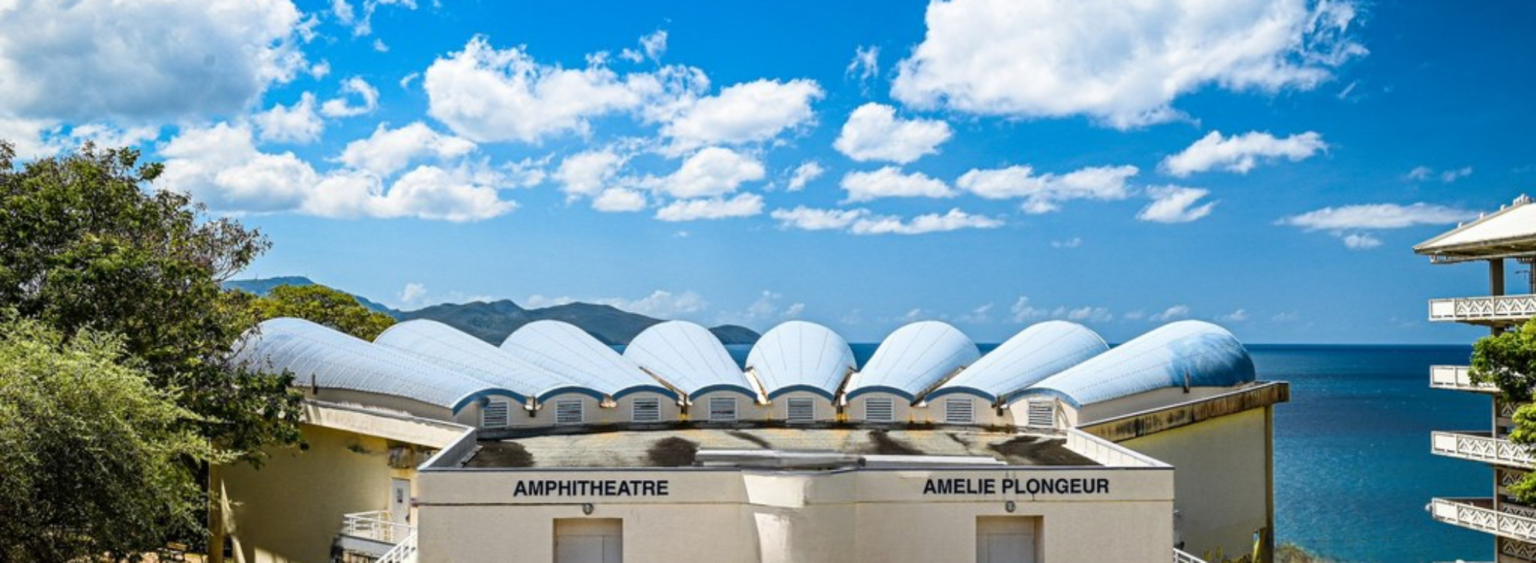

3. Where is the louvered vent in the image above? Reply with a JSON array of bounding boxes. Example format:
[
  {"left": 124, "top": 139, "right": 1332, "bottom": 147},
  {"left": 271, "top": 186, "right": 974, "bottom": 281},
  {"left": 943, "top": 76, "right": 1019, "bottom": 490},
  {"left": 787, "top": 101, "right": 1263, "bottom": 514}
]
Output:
[
  {"left": 632, "top": 397, "right": 661, "bottom": 422},
  {"left": 1027, "top": 401, "right": 1055, "bottom": 428},
  {"left": 945, "top": 398, "right": 974, "bottom": 424},
  {"left": 481, "top": 399, "right": 511, "bottom": 428},
  {"left": 555, "top": 399, "right": 583, "bottom": 425},
  {"left": 786, "top": 398, "right": 816, "bottom": 422},
  {"left": 709, "top": 397, "right": 737, "bottom": 422},
  {"left": 864, "top": 398, "right": 895, "bottom": 422}
]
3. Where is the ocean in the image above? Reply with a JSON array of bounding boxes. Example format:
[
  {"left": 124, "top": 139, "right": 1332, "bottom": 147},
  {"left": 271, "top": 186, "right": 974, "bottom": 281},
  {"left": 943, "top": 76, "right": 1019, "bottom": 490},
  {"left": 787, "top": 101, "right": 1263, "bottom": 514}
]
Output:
[{"left": 721, "top": 343, "right": 1493, "bottom": 562}]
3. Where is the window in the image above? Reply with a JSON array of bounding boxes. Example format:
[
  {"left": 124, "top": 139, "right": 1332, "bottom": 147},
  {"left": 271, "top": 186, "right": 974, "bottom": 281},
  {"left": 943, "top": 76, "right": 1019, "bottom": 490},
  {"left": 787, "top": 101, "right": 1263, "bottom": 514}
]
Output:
[
  {"left": 555, "top": 399, "right": 584, "bottom": 425},
  {"left": 864, "top": 398, "right": 894, "bottom": 423},
  {"left": 481, "top": 399, "right": 510, "bottom": 428},
  {"left": 631, "top": 397, "right": 661, "bottom": 423},
  {"left": 555, "top": 518, "right": 622, "bottom": 563},
  {"left": 786, "top": 397, "right": 816, "bottom": 423},
  {"left": 708, "top": 397, "right": 737, "bottom": 422},
  {"left": 946, "top": 398, "right": 974, "bottom": 424},
  {"left": 1026, "top": 401, "right": 1054, "bottom": 428}
]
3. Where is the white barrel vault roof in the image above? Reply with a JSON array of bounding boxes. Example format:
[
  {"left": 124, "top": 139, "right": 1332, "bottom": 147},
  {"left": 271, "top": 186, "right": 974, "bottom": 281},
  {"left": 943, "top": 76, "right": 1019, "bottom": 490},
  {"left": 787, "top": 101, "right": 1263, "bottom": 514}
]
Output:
[
  {"left": 1012, "top": 320, "right": 1255, "bottom": 408},
  {"left": 235, "top": 317, "right": 519, "bottom": 412},
  {"left": 374, "top": 319, "right": 570, "bottom": 401},
  {"left": 623, "top": 321, "right": 757, "bottom": 399},
  {"left": 932, "top": 321, "right": 1108, "bottom": 403},
  {"left": 499, "top": 320, "right": 675, "bottom": 400},
  {"left": 745, "top": 320, "right": 857, "bottom": 400},
  {"left": 848, "top": 321, "right": 981, "bottom": 401}
]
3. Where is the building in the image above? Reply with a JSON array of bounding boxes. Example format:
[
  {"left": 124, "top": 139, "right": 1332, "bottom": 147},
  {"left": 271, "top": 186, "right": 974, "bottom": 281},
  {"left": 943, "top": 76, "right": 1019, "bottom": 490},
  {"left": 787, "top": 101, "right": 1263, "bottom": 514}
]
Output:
[
  {"left": 218, "top": 315, "right": 1288, "bottom": 563},
  {"left": 1419, "top": 194, "right": 1536, "bottom": 562}
]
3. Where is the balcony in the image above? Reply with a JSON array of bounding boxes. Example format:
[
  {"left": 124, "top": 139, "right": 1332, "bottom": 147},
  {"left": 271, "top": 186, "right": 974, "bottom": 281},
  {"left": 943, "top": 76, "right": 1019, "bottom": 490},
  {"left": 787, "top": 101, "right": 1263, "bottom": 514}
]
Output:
[
  {"left": 1432, "top": 431, "right": 1534, "bottom": 468},
  {"left": 1173, "top": 548, "right": 1209, "bottom": 563},
  {"left": 1429, "top": 294, "right": 1536, "bottom": 326},
  {"left": 1430, "top": 498, "right": 1536, "bottom": 543},
  {"left": 337, "top": 510, "right": 415, "bottom": 559},
  {"left": 1431, "top": 365, "right": 1498, "bottom": 393}
]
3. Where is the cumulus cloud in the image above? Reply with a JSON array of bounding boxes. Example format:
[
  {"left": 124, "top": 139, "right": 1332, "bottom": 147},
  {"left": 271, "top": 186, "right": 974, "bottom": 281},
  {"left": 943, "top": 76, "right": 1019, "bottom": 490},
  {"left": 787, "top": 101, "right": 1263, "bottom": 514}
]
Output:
[
  {"left": 321, "top": 77, "right": 381, "bottom": 118},
  {"left": 891, "top": 0, "right": 1365, "bottom": 128},
  {"left": 398, "top": 282, "right": 427, "bottom": 304},
  {"left": 654, "top": 193, "right": 764, "bottom": 222},
  {"left": 1278, "top": 202, "right": 1475, "bottom": 249},
  {"left": 771, "top": 206, "right": 1001, "bottom": 235},
  {"left": 1010, "top": 297, "right": 1046, "bottom": 322},
  {"left": 833, "top": 103, "right": 952, "bottom": 164},
  {"left": 335, "top": 0, "right": 419, "bottom": 37},
  {"left": 621, "top": 30, "right": 669, "bottom": 63},
  {"left": 1051, "top": 237, "right": 1082, "bottom": 249},
  {"left": 592, "top": 188, "right": 647, "bottom": 212},
  {"left": 338, "top": 122, "right": 475, "bottom": 176},
  {"left": 553, "top": 150, "right": 625, "bottom": 199},
  {"left": 1161, "top": 131, "right": 1326, "bottom": 176},
  {"left": 647, "top": 147, "right": 765, "bottom": 198},
  {"left": 1151, "top": 305, "right": 1191, "bottom": 322},
  {"left": 1138, "top": 186, "right": 1217, "bottom": 223},
  {"left": 955, "top": 164, "right": 1137, "bottom": 213},
  {"left": 662, "top": 79, "right": 823, "bottom": 150},
  {"left": 840, "top": 167, "right": 954, "bottom": 202},
  {"left": 255, "top": 93, "right": 324, "bottom": 144},
  {"left": 1342, "top": 233, "right": 1382, "bottom": 250},
  {"left": 786, "top": 161, "right": 824, "bottom": 192},
  {"left": 846, "top": 45, "right": 880, "bottom": 87},
  {"left": 1406, "top": 165, "right": 1474, "bottom": 183},
  {"left": 158, "top": 122, "right": 515, "bottom": 222},
  {"left": 0, "top": 0, "right": 310, "bottom": 123}
]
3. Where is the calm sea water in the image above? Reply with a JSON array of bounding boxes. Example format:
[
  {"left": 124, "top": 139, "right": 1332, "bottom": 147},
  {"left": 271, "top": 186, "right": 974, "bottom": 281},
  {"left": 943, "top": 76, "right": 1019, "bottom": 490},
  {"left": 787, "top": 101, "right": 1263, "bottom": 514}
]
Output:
[{"left": 719, "top": 343, "right": 1491, "bottom": 562}]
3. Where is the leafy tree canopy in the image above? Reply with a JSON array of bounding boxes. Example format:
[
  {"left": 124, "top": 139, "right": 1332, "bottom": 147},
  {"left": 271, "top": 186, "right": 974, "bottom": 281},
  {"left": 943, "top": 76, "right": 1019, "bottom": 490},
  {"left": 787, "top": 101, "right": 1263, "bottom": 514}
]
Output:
[
  {"left": 250, "top": 284, "right": 396, "bottom": 340},
  {"left": 1471, "top": 319, "right": 1536, "bottom": 502}
]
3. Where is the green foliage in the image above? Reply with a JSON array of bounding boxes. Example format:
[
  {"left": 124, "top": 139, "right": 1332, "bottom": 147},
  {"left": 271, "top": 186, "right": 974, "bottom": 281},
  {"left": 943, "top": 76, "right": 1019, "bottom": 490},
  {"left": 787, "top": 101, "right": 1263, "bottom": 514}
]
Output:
[
  {"left": 1274, "top": 543, "right": 1338, "bottom": 563},
  {"left": 0, "top": 141, "right": 303, "bottom": 465},
  {"left": 251, "top": 284, "right": 396, "bottom": 340},
  {"left": 0, "top": 315, "right": 226, "bottom": 561},
  {"left": 1471, "top": 319, "right": 1536, "bottom": 403}
]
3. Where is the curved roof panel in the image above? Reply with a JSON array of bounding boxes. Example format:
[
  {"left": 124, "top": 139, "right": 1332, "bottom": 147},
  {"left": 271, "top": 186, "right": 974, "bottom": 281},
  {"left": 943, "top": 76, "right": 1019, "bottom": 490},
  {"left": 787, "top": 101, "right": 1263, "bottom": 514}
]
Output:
[
  {"left": 848, "top": 321, "right": 980, "bottom": 401},
  {"left": 744, "top": 321, "right": 856, "bottom": 400},
  {"left": 623, "top": 321, "right": 756, "bottom": 398},
  {"left": 1013, "top": 320, "right": 1255, "bottom": 408},
  {"left": 934, "top": 321, "right": 1108, "bottom": 402},
  {"left": 499, "top": 320, "right": 675, "bottom": 400},
  {"left": 235, "top": 317, "right": 519, "bottom": 412},
  {"left": 375, "top": 319, "right": 569, "bottom": 400}
]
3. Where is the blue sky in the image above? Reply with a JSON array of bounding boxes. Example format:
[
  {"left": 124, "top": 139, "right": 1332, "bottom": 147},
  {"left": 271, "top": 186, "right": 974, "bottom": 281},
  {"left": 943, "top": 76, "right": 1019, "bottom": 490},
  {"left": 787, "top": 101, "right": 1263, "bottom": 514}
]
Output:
[{"left": 2, "top": 0, "right": 1532, "bottom": 343}]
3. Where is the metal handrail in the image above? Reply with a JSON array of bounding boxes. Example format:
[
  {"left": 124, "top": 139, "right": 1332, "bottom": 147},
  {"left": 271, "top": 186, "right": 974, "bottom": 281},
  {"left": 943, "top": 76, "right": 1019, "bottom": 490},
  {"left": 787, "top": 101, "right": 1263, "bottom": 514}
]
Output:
[
  {"left": 1173, "top": 548, "right": 1209, "bottom": 563},
  {"left": 1431, "top": 431, "right": 1535, "bottom": 468},
  {"left": 340, "top": 510, "right": 415, "bottom": 544},
  {"left": 1429, "top": 497, "right": 1536, "bottom": 543},
  {"left": 1429, "top": 294, "right": 1536, "bottom": 322},
  {"left": 376, "top": 530, "right": 418, "bottom": 563}
]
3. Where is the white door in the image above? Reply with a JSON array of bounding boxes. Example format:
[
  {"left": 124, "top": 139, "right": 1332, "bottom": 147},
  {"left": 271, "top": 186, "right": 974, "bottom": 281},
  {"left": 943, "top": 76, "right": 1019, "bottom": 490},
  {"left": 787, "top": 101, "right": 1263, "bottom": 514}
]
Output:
[
  {"left": 390, "top": 478, "right": 410, "bottom": 524},
  {"left": 555, "top": 519, "right": 622, "bottom": 563},
  {"left": 976, "top": 517, "right": 1037, "bottom": 563}
]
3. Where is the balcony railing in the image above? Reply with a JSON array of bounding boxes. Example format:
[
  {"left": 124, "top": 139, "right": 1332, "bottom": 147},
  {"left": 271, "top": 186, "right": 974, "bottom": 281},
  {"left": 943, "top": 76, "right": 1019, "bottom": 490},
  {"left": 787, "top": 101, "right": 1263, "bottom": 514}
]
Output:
[
  {"left": 1429, "top": 295, "right": 1536, "bottom": 324},
  {"left": 1173, "top": 548, "right": 1209, "bottom": 563},
  {"left": 376, "top": 530, "right": 418, "bottom": 563},
  {"left": 1431, "top": 365, "right": 1498, "bottom": 393},
  {"left": 340, "top": 510, "right": 414, "bottom": 544},
  {"left": 1430, "top": 498, "right": 1536, "bottom": 542},
  {"left": 1432, "top": 431, "right": 1534, "bottom": 468}
]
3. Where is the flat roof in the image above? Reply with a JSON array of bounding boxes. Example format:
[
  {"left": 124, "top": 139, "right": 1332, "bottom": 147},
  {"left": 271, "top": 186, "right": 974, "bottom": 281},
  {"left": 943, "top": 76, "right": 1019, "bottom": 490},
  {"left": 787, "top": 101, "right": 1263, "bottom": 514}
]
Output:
[
  {"left": 1415, "top": 194, "right": 1536, "bottom": 262},
  {"left": 462, "top": 425, "right": 1097, "bottom": 469}
]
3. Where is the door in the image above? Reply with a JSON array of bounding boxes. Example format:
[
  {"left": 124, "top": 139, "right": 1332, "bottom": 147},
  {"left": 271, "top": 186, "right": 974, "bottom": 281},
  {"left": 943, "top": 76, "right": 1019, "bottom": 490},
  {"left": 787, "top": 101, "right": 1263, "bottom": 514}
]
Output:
[
  {"left": 555, "top": 518, "right": 622, "bottom": 563},
  {"left": 390, "top": 478, "right": 410, "bottom": 524},
  {"left": 976, "top": 516, "right": 1037, "bottom": 563}
]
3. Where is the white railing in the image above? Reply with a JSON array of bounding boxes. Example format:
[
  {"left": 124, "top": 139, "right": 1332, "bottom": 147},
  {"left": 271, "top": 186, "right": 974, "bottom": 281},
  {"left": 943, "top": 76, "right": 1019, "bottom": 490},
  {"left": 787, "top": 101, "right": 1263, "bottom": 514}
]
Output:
[
  {"left": 1432, "top": 431, "right": 1535, "bottom": 468},
  {"left": 1430, "top": 295, "right": 1536, "bottom": 323},
  {"left": 340, "top": 510, "right": 415, "bottom": 544},
  {"left": 1430, "top": 498, "right": 1536, "bottom": 542},
  {"left": 1431, "top": 365, "right": 1498, "bottom": 393},
  {"left": 376, "top": 530, "right": 418, "bottom": 563},
  {"left": 1173, "top": 548, "right": 1209, "bottom": 563}
]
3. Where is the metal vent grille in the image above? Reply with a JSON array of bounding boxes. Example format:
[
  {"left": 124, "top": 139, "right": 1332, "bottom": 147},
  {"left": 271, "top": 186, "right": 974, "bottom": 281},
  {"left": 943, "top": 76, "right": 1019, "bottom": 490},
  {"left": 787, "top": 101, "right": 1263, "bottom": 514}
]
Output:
[
  {"left": 787, "top": 398, "right": 816, "bottom": 422},
  {"left": 945, "top": 398, "right": 974, "bottom": 424},
  {"left": 1026, "top": 401, "right": 1055, "bottom": 428},
  {"left": 864, "top": 398, "right": 894, "bottom": 422},
  {"left": 708, "top": 397, "right": 737, "bottom": 422},
  {"left": 555, "top": 399, "right": 583, "bottom": 425},
  {"left": 631, "top": 397, "right": 661, "bottom": 422},
  {"left": 481, "top": 399, "right": 510, "bottom": 428}
]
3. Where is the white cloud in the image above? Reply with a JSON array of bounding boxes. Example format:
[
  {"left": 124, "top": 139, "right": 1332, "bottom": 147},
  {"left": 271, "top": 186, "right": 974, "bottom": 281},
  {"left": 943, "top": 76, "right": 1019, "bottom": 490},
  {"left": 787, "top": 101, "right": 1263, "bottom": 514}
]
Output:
[
  {"left": 662, "top": 79, "right": 823, "bottom": 150},
  {"left": 840, "top": 167, "right": 954, "bottom": 202},
  {"left": 321, "top": 77, "right": 381, "bottom": 118},
  {"left": 1278, "top": 203, "right": 1476, "bottom": 230},
  {"left": 772, "top": 206, "right": 1001, "bottom": 235},
  {"left": 1138, "top": 186, "right": 1217, "bottom": 223},
  {"left": 955, "top": 164, "right": 1137, "bottom": 213},
  {"left": 1161, "top": 131, "right": 1327, "bottom": 176},
  {"left": 621, "top": 30, "right": 669, "bottom": 63},
  {"left": 1051, "top": 237, "right": 1082, "bottom": 249},
  {"left": 891, "top": 0, "right": 1365, "bottom": 128},
  {"left": 592, "top": 188, "right": 647, "bottom": 212},
  {"left": 1406, "top": 166, "right": 1433, "bottom": 181},
  {"left": 1440, "top": 166, "right": 1473, "bottom": 183},
  {"left": 1405, "top": 165, "right": 1474, "bottom": 183},
  {"left": 654, "top": 193, "right": 764, "bottom": 222},
  {"left": 338, "top": 122, "right": 475, "bottom": 176},
  {"left": 527, "top": 289, "right": 707, "bottom": 319},
  {"left": 255, "top": 93, "right": 324, "bottom": 144},
  {"left": 372, "top": 38, "right": 390, "bottom": 53},
  {"left": 1219, "top": 309, "right": 1250, "bottom": 322},
  {"left": 846, "top": 45, "right": 880, "bottom": 86},
  {"left": 0, "top": 0, "right": 309, "bottom": 123},
  {"left": 833, "top": 103, "right": 952, "bottom": 164},
  {"left": 1151, "top": 305, "right": 1191, "bottom": 322},
  {"left": 159, "top": 122, "right": 515, "bottom": 222},
  {"left": 554, "top": 150, "right": 625, "bottom": 198},
  {"left": 0, "top": 118, "right": 160, "bottom": 160},
  {"left": 309, "top": 60, "right": 332, "bottom": 79},
  {"left": 1010, "top": 297, "right": 1046, "bottom": 322},
  {"left": 786, "top": 161, "right": 824, "bottom": 192},
  {"left": 338, "top": 0, "right": 418, "bottom": 37},
  {"left": 649, "top": 147, "right": 765, "bottom": 198},
  {"left": 1055, "top": 306, "right": 1113, "bottom": 323},
  {"left": 957, "top": 303, "right": 994, "bottom": 324},
  {"left": 1342, "top": 233, "right": 1382, "bottom": 250},
  {"left": 424, "top": 36, "right": 706, "bottom": 143},
  {"left": 398, "top": 282, "right": 427, "bottom": 304}
]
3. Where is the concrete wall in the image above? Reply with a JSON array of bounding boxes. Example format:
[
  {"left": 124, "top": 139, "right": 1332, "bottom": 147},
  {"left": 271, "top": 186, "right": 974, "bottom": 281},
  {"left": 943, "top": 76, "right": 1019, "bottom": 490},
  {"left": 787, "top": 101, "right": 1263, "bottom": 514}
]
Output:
[{"left": 1120, "top": 407, "right": 1272, "bottom": 562}]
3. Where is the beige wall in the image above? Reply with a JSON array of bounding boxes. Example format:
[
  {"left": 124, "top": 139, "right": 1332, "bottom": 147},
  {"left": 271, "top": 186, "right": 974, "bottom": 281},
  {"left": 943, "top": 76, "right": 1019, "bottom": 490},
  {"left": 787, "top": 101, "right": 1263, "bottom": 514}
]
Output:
[
  {"left": 524, "top": 392, "right": 684, "bottom": 426},
  {"left": 1078, "top": 386, "right": 1236, "bottom": 424},
  {"left": 1120, "top": 407, "right": 1271, "bottom": 561},
  {"left": 687, "top": 390, "right": 771, "bottom": 422}
]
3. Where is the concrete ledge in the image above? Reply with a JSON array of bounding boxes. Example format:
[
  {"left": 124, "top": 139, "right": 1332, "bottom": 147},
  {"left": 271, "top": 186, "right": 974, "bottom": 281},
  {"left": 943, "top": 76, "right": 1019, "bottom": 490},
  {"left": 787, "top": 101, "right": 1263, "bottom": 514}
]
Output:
[{"left": 1078, "top": 382, "right": 1289, "bottom": 442}]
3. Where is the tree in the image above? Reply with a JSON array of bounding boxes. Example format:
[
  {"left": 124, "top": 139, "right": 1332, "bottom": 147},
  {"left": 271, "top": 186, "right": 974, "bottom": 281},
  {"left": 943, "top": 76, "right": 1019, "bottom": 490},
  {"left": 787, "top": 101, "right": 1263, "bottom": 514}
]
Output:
[
  {"left": 1470, "top": 319, "right": 1536, "bottom": 502},
  {"left": 0, "top": 315, "right": 223, "bottom": 561},
  {"left": 250, "top": 284, "right": 396, "bottom": 340}
]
